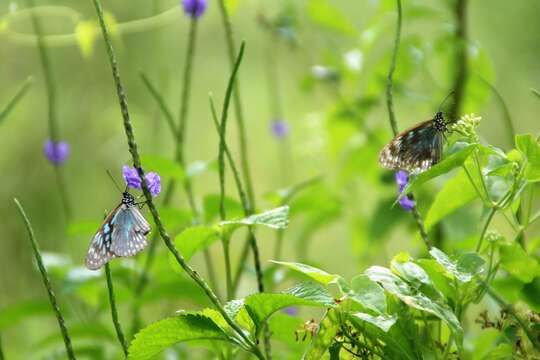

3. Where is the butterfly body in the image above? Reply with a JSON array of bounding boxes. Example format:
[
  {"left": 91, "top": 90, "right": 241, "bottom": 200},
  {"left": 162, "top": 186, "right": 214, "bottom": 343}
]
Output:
[
  {"left": 379, "top": 111, "right": 448, "bottom": 174},
  {"left": 86, "top": 192, "right": 150, "bottom": 270}
]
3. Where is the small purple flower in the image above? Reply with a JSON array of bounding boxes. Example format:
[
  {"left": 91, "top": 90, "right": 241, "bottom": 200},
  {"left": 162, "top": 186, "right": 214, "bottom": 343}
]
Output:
[
  {"left": 282, "top": 306, "right": 298, "bottom": 316},
  {"left": 181, "top": 0, "right": 207, "bottom": 19},
  {"left": 122, "top": 165, "right": 161, "bottom": 197},
  {"left": 395, "top": 170, "right": 415, "bottom": 211},
  {"left": 270, "top": 119, "right": 289, "bottom": 139},
  {"left": 43, "top": 140, "right": 70, "bottom": 165}
]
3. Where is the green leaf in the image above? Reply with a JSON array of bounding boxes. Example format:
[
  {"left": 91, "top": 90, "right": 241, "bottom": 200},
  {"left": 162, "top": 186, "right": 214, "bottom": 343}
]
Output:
[
  {"left": 306, "top": 0, "right": 357, "bottom": 36},
  {"left": 128, "top": 314, "right": 232, "bottom": 360},
  {"left": 220, "top": 206, "right": 289, "bottom": 230},
  {"left": 425, "top": 169, "right": 477, "bottom": 230},
  {"left": 481, "top": 343, "right": 513, "bottom": 359},
  {"left": 159, "top": 207, "right": 192, "bottom": 233},
  {"left": 349, "top": 275, "right": 386, "bottom": 314},
  {"left": 365, "top": 266, "right": 462, "bottom": 340},
  {"left": 499, "top": 243, "right": 540, "bottom": 283},
  {"left": 75, "top": 20, "right": 98, "bottom": 58},
  {"left": 244, "top": 282, "right": 334, "bottom": 336},
  {"left": 429, "top": 247, "right": 484, "bottom": 283},
  {"left": 401, "top": 144, "right": 477, "bottom": 196},
  {"left": 173, "top": 226, "right": 220, "bottom": 262},
  {"left": 271, "top": 260, "right": 340, "bottom": 285},
  {"left": 140, "top": 155, "right": 185, "bottom": 181},
  {"left": 515, "top": 134, "right": 540, "bottom": 181},
  {"left": 351, "top": 313, "right": 396, "bottom": 332}
]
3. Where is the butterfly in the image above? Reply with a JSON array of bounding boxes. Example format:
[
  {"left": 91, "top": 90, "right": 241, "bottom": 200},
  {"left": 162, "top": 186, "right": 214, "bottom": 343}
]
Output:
[
  {"left": 85, "top": 191, "right": 151, "bottom": 270},
  {"left": 379, "top": 111, "right": 451, "bottom": 174}
]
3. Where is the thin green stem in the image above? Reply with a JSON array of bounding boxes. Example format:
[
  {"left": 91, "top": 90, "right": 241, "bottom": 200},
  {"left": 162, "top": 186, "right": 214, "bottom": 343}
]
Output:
[
  {"left": 217, "top": 0, "right": 255, "bottom": 211},
  {"left": 140, "top": 72, "right": 178, "bottom": 137},
  {"left": 484, "top": 285, "right": 540, "bottom": 350},
  {"left": 91, "top": 2, "right": 264, "bottom": 358},
  {"left": 531, "top": 88, "right": 540, "bottom": 99},
  {"left": 385, "top": 0, "right": 431, "bottom": 250},
  {"left": 0, "top": 77, "right": 33, "bottom": 124},
  {"left": 473, "top": 151, "right": 491, "bottom": 205},
  {"left": 480, "top": 78, "right": 515, "bottom": 146},
  {"left": 27, "top": 0, "right": 72, "bottom": 222},
  {"left": 105, "top": 264, "right": 128, "bottom": 357},
  {"left": 476, "top": 208, "right": 496, "bottom": 252},
  {"left": 462, "top": 165, "right": 487, "bottom": 203},
  {"left": 14, "top": 198, "right": 75, "bottom": 360},
  {"left": 449, "top": 0, "right": 468, "bottom": 120}
]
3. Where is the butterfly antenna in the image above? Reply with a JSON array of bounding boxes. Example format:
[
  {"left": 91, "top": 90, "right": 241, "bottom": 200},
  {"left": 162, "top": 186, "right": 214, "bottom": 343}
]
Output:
[{"left": 106, "top": 169, "right": 125, "bottom": 194}]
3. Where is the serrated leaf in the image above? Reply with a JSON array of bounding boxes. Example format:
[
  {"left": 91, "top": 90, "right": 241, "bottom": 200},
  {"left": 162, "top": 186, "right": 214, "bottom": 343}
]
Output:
[
  {"left": 401, "top": 144, "right": 477, "bottom": 196},
  {"left": 351, "top": 313, "right": 396, "bottom": 332},
  {"left": 349, "top": 275, "right": 386, "bottom": 314},
  {"left": 365, "top": 266, "right": 462, "bottom": 340},
  {"left": 429, "top": 247, "right": 484, "bottom": 283},
  {"left": 499, "top": 243, "right": 540, "bottom": 283},
  {"left": 128, "top": 314, "right": 232, "bottom": 360},
  {"left": 173, "top": 226, "right": 220, "bottom": 262},
  {"left": 271, "top": 260, "right": 340, "bottom": 285},
  {"left": 140, "top": 155, "right": 185, "bottom": 181},
  {"left": 221, "top": 206, "right": 289, "bottom": 230},
  {"left": 244, "top": 282, "right": 333, "bottom": 336},
  {"left": 425, "top": 169, "right": 477, "bottom": 230}
]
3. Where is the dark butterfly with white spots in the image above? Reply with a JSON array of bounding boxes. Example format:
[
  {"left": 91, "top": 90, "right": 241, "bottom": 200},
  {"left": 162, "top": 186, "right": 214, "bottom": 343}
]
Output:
[
  {"left": 379, "top": 111, "right": 452, "bottom": 174},
  {"left": 85, "top": 191, "right": 150, "bottom": 270}
]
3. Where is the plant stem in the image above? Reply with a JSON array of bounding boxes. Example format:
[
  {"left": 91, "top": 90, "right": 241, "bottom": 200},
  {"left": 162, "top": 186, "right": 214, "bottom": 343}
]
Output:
[
  {"left": 0, "top": 76, "right": 33, "bottom": 124},
  {"left": 385, "top": 0, "right": 432, "bottom": 250},
  {"left": 105, "top": 264, "right": 128, "bottom": 357},
  {"left": 91, "top": 2, "right": 264, "bottom": 358},
  {"left": 217, "top": 0, "right": 255, "bottom": 211},
  {"left": 0, "top": 333, "right": 4, "bottom": 360},
  {"left": 449, "top": 0, "right": 468, "bottom": 120},
  {"left": 140, "top": 72, "right": 178, "bottom": 136},
  {"left": 26, "top": 0, "right": 72, "bottom": 222},
  {"left": 14, "top": 198, "right": 75, "bottom": 360}
]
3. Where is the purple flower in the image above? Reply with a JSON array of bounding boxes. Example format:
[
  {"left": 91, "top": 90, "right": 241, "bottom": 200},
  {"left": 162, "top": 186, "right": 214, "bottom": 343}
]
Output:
[
  {"left": 395, "top": 170, "right": 415, "bottom": 211},
  {"left": 270, "top": 119, "right": 289, "bottom": 139},
  {"left": 181, "top": 0, "right": 207, "bottom": 19},
  {"left": 282, "top": 306, "right": 298, "bottom": 316},
  {"left": 43, "top": 140, "right": 70, "bottom": 165},
  {"left": 122, "top": 165, "right": 161, "bottom": 197}
]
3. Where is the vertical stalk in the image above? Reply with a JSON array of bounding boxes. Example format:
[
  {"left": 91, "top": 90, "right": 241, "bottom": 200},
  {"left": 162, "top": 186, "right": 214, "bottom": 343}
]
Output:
[
  {"left": 217, "top": 0, "right": 255, "bottom": 209},
  {"left": 14, "top": 199, "right": 75, "bottom": 360},
  {"left": 385, "top": 0, "right": 432, "bottom": 250},
  {"left": 0, "top": 76, "right": 33, "bottom": 123},
  {"left": 91, "top": 2, "right": 264, "bottom": 358},
  {"left": 0, "top": 333, "right": 4, "bottom": 360},
  {"left": 449, "top": 0, "right": 468, "bottom": 120},
  {"left": 26, "top": 0, "right": 72, "bottom": 222},
  {"left": 105, "top": 264, "right": 128, "bottom": 357}
]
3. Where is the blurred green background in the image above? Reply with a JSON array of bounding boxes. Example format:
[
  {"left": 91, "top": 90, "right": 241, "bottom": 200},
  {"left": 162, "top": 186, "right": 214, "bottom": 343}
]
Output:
[{"left": 1, "top": 0, "right": 540, "bottom": 358}]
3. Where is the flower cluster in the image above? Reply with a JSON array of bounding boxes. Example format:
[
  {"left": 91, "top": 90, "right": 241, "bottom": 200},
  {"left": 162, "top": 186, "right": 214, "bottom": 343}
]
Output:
[
  {"left": 395, "top": 170, "right": 415, "bottom": 211},
  {"left": 43, "top": 140, "right": 70, "bottom": 165},
  {"left": 122, "top": 165, "right": 161, "bottom": 197},
  {"left": 449, "top": 113, "right": 482, "bottom": 142}
]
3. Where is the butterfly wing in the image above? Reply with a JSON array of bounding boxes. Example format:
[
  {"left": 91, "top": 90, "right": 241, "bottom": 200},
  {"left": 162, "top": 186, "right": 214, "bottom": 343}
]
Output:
[
  {"left": 85, "top": 207, "right": 119, "bottom": 270},
  {"left": 110, "top": 205, "right": 151, "bottom": 257},
  {"left": 379, "top": 120, "right": 444, "bottom": 174}
]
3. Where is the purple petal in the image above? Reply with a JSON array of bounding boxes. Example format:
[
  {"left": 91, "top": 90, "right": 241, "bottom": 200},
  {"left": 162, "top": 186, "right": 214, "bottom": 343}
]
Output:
[
  {"left": 145, "top": 172, "right": 161, "bottom": 197},
  {"left": 181, "top": 0, "right": 207, "bottom": 18},
  {"left": 43, "top": 140, "right": 70, "bottom": 165},
  {"left": 123, "top": 165, "right": 142, "bottom": 189},
  {"left": 282, "top": 306, "right": 298, "bottom": 316},
  {"left": 395, "top": 170, "right": 409, "bottom": 187},
  {"left": 399, "top": 195, "right": 415, "bottom": 211}
]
